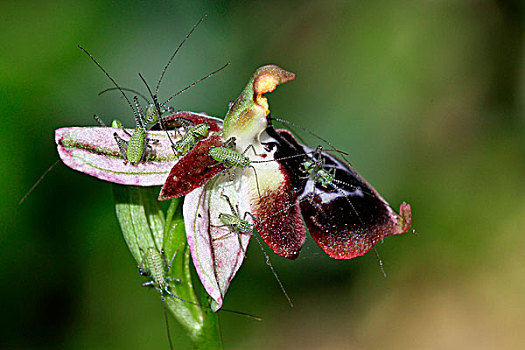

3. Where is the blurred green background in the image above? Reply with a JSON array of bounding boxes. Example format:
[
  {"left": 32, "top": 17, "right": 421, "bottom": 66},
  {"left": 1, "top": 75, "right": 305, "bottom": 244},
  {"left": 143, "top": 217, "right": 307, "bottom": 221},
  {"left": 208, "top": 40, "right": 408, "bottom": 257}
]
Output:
[{"left": 2, "top": 0, "right": 524, "bottom": 349}]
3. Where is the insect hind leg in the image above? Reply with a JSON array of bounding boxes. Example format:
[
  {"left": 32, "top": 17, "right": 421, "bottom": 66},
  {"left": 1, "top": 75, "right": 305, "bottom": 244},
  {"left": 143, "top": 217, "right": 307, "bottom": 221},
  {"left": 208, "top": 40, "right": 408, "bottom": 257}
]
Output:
[
  {"left": 113, "top": 132, "right": 129, "bottom": 163},
  {"left": 242, "top": 144, "right": 266, "bottom": 157}
]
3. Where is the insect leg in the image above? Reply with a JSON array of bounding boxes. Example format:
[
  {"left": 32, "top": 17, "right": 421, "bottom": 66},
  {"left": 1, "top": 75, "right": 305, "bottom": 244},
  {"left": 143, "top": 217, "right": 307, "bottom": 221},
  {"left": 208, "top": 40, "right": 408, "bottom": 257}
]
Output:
[
  {"left": 138, "top": 249, "right": 151, "bottom": 277},
  {"left": 372, "top": 246, "right": 387, "bottom": 278},
  {"left": 242, "top": 144, "right": 266, "bottom": 157},
  {"left": 93, "top": 114, "right": 106, "bottom": 126},
  {"left": 142, "top": 144, "right": 153, "bottom": 163},
  {"left": 165, "top": 249, "right": 178, "bottom": 273},
  {"left": 163, "top": 288, "right": 201, "bottom": 306},
  {"left": 212, "top": 228, "right": 238, "bottom": 241},
  {"left": 18, "top": 159, "right": 61, "bottom": 205},
  {"left": 113, "top": 132, "right": 129, "bottom": 162},
  {"left": 222, "top": 137, "right": 237, "bottom": 149},
  {"left": 221, "top": 192, "right": 237, "bottom": 215},
  {"left": 159, "top": 289, "right": 174, "bottom": 350}
]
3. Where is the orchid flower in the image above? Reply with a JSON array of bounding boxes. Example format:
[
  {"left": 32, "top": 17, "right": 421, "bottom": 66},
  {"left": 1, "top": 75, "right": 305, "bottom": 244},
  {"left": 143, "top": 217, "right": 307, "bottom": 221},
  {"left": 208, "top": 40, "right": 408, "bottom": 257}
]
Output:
[{"left": 55, "top": 64, "right": 411, "bottom": 348}]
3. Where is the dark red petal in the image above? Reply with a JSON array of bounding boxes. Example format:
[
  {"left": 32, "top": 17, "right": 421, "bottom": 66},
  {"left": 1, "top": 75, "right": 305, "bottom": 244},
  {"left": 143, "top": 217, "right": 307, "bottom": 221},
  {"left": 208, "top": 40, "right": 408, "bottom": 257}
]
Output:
[
  {"left": 158, "top": 135, "right": 224, "bottom": 200},
  {"left": 250, "top": 127, "right": 309, "bottom": 259},
  {"left": 301, "top": 198, "right": 411, "bottom": 259},
  {"left": 253, "top": 185, "right": 306, "bottom": 260},
  {"left": 270, "top": 128, "right": 412, "bottom": 260},
  {"left": 298, "top": 147, "right": 412, "bottom": 259}
]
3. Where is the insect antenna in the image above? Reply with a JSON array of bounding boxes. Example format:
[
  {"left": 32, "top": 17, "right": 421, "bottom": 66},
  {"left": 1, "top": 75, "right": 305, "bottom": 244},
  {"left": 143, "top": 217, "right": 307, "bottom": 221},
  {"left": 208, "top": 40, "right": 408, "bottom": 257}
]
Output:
[
  {"left": 309, "top": 173, "right": 367, "bottom": 230},
  {"left": 218, "top": 193, "right": 299, "bottom": 307},
  {"left": 78, "top": 46, "right": 138, "bottom": 120},
  {"left": 138, "top": 72, "right": 177, "bottom": 150},
  {"left": 372, "top": 246, "right": 387, "bottom": 278},
  {"left": 330, "top": 175, "right": 405, "bottom": 226},
  {"left": 307, "top": 146, "right": 390, "bottom": 228},
  {"left": 155, "top": 14, "right": 207, "bottom": 96},
  {"left": 18, "top": 159, "right": 61, "bottom": 205},
  {"left": 98, "top": 86, "right": 152, "bottom": 105},
  {"left": 220, "top": 308, "right": 262, "bottom": 321},
  {"left": 93, "top": 114, "right": 107, "bottom": 126},
  {"left": 249, "top": 220, "right": 294, "bottom": 308},
  {"left": 269, "top": 115, "right": 354, "bottom": 165},
  {"left": 242, "top": 195, "right": 319, "bottom": 307},
  {"left": 250, "top": 148, "right": 348, "bottom": 164},
  {"left": 162, "top": 62, "right": 230, "bottom": 106}
]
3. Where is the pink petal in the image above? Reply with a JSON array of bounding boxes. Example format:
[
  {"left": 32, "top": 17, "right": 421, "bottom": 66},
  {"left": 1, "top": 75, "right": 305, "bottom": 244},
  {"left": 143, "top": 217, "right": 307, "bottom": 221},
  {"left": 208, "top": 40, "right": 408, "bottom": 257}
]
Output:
[
  {"left": 56, "top": 127, "right": 177, "bottom": 186},
  {"left": 184, "top": 181, "right": 252, "bottom": 311}
]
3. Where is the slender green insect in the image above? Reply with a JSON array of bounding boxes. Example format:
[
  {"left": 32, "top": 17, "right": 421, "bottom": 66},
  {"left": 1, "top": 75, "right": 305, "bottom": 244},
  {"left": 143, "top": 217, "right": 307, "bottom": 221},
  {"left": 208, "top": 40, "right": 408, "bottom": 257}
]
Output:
[
  {"left": 138, "top": 247, "right": 189, "bottom": 350},
  {"left": 79, "top": 46, "right": 159, "bottom": 166},
  {"left": 93, "top": 97, "right": 157, "bottom": 165},
  {"left": 208, "top": 137, "right": 267, "bottom": 198},
  {"left": 301, "top": 145, "right": 337, "bottom": 187},
  {"left": 173, "top": 122, "right": 210, "bottom": 155},
  {"left": 112, "top": 96, "right": 156, "bottom": 165},
  {"left": 139, "top": 246, "right": 261, "bottom": 348}
]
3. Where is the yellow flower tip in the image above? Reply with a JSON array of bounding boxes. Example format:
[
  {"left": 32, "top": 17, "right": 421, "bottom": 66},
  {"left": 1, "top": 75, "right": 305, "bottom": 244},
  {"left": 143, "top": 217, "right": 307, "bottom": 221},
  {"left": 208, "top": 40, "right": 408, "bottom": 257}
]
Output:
[
  {"left": 253, "top": 65, "right": 296, "bottom": 96},
  {"left": 254, "top": 74, "right": 280, "bottom": 95}
]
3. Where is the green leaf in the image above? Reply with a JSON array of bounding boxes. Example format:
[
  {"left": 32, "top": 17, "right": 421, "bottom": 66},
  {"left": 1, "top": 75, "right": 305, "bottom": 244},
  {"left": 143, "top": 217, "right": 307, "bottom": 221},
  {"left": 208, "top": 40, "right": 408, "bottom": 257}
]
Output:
[{"left": 112, "top": 184, "right": 222, "bottom": 349}]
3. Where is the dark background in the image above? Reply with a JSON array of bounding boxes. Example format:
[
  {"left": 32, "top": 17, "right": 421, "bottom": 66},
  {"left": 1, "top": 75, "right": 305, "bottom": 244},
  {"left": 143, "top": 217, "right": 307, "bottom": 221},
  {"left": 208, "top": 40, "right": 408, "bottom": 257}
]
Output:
[{"left": 2, "top": 1, "right": 524, "bottom": 349}]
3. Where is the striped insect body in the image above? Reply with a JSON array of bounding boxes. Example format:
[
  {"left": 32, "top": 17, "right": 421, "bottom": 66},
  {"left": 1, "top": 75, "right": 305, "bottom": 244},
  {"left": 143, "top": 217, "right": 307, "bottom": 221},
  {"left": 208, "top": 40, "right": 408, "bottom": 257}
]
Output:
[
  {"left": 209, "top": 145, "right": 250, "bottom": 168},
  {"left": 139, "top": 247, "right": 176, "bottom": 292},
  {"left": 138, "top": 247, "right": 182, "bottom": 350},
  {"left": 111, "top": 97, "right": 156, "bottom": 165},
  {"left": 218, "top": 212, "right": 252, "bottom": 233},
  {"left": 173, "top": 122, "right": 210, "bottom": 155},
  {"left": 301, "top": 147, "right": 336, "bottom": 188},
  {"left": 208, "top": 137, "right": 264, "bottom": 196}
]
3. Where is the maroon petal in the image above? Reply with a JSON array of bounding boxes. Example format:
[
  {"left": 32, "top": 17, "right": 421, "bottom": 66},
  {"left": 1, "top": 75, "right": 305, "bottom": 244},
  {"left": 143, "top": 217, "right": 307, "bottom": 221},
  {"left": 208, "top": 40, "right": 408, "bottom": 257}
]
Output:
[
  {"left": 298, "top": 145, "right": 411, "bottom": 259},
  {"left": 273, "top": 130, "right": 413, "bottom": 260},
  {"left": 249, "top": 128, "right": 309, "bottom": 259},
  {"left": 158, "top": 135, "right": 225, "bottom": 200},
  {"left": 302, "top": 199, "right": 411, "bottom": 259},
  {"left": 252, "top": 187, "right": 306, "bottom": 260}
]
